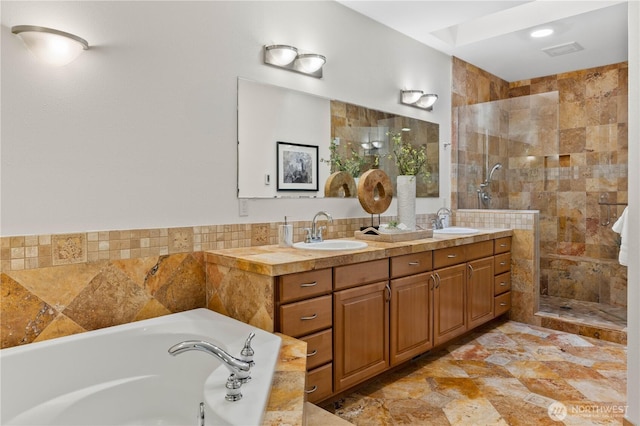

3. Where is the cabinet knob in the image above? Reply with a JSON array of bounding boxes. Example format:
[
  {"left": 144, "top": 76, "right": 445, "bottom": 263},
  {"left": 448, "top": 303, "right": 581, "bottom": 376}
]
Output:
[
  {"left": 300, "top": 281, "right": 318, "bottom": 288},
  {"left": 300, "top": 313, "right": 318, "bottom": 321}
]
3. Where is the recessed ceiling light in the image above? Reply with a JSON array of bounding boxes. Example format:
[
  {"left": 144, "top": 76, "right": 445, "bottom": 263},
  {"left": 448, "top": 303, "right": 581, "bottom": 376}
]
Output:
[{"left": 530, "top": 28, "right": 554, "bottom": 38}]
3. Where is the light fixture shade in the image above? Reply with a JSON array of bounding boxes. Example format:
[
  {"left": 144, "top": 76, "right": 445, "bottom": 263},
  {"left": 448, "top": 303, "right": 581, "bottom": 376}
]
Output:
[
  {"left": 401, "top": 90, "right": 423, "bottom": 104},
  {"left": 264, "top": 44, "right": 298, "bottom": 66},
  {"left": 295, "top": 53, "right": 326, "bottom": 73},
  {"left": 400, "top": 89, "right": 438, "bottom": 111},
  {"left": 12, "top": 25, "right": 88, "bottom": 66},
  {"left": 416, "top": 94, "right": 438, "bottom": 109}
]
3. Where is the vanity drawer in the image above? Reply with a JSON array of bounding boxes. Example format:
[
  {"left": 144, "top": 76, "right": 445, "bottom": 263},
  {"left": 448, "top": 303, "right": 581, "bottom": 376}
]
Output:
[
  {"left": 279, "top": 295, "right": 332, "bottom": 338},
  {"left": 466, "top": 240, "right": 494, "bottom": 261},
  {"left": 434, "top": 246, "right": 465, "bottom": 269},
  {"left": 334, "top": 259, "right": 389, "bottom": 290},
  {"left": 494, "top": 292, "right": 511, "bottom": 317},
  {"left": 494, "top": 253, "right": 511, "bottom": 275},
  {"left": 300, "top": 329, "right": 333, "bottom": 370},
  {"left": 494, "top": 237, "right": 512, "bottom": 254},
  {"left": 390, "top": 251, "right": 433, "bottom": 278},
  {"left": 494, "top": 272, "right": 511, "bottom": 295},
  {"left": 305, "top": 363, "right": 333, "bottom": 404},
  {"left": 279, "top": 269, "right": 332, "bottom": 303}
]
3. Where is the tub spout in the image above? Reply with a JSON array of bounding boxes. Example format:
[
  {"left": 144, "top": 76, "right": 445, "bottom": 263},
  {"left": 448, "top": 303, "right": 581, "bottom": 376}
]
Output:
[{"left": 168, "top": 340, "right": 252, "bottom": 382}]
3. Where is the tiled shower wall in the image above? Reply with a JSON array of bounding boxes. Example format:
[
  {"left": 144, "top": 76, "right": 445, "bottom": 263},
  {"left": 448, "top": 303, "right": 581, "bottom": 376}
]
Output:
[{"left": 452, "top": 57, "right": 628, "bottom": 309}]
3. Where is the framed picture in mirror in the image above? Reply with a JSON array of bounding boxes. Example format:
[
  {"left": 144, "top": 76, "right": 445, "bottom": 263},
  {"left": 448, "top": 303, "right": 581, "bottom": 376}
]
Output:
[{"left": 276, "top": 142, "right": 319, "bottom": 191}]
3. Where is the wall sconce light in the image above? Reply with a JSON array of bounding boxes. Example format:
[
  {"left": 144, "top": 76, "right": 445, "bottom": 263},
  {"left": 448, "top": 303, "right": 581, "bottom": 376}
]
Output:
[
  {"left": 11, "top": 25, "right": 89, "bottom": 66},
  {"left": 400, "top": 90, "right": 438, "bottom": 111},
  {"left": 264, "top": 44, "right": 326, "bottom": 78}
]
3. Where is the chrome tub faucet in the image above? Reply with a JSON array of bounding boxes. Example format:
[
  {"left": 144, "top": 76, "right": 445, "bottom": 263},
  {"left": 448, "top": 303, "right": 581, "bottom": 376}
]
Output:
[{"left": 168, "top": 332, "right": 256, "bottom": 402}]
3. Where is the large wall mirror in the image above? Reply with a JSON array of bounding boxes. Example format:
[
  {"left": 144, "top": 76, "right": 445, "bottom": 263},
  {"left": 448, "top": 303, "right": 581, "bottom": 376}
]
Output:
[{"left": 237, "top": 78, "right": 439, "bottom": 199}]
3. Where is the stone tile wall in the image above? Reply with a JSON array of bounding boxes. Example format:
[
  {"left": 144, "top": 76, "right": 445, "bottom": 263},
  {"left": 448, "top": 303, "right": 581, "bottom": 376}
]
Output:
[
  {"left": 452, "top": 57, "right": 628, "bottom": 315},
  {"left": 1, "top": 214, "right": 436, "bottom": 349}
]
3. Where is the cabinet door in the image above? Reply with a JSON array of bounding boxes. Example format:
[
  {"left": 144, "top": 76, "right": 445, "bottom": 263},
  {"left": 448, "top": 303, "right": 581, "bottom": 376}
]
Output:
[
  {"left": 334, "top": 281, "right": 389, "bottom": 392},
  {"left": 433, "top": 264, "right": 467, "bottom": 346},
  {"left": 467, "top": 257, "right": 495, "bottom": 329},
  {"left": 390, "top": 272, "right": 433, "bottom": 366}
]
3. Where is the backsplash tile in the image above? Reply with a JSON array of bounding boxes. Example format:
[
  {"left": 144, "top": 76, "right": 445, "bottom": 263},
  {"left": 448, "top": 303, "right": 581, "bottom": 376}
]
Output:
[
  {"left": 52, "top": 233, "right": 87, "bottom": 266},
  {"left": 3, "top": 215, "right": 434, "bottom": 349}
]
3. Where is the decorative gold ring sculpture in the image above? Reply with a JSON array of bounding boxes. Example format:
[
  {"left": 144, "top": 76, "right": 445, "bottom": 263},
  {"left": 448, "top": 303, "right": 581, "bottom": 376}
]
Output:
[
  {"left": 324, "top": 171, "right": 357, "bottom": 197},
  {"left": 357, "top": 169, "right": 393, "bottom": 214}
]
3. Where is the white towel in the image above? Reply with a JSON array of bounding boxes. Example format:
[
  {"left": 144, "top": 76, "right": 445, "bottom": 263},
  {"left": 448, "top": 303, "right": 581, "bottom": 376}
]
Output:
[{"left": 612, "top": 207, "right": 628, "bottom": 266}]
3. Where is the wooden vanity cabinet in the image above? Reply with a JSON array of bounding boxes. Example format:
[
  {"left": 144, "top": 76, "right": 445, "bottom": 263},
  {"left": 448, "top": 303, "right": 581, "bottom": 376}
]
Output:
[
  {"left": 389, "top": 251, "right": 434, "bottom": 366},
  {"left": 466, "top": 241, "right": 495, "bottom": 329},
  {"left": 433, "top": 263, "right": 467, "bottom": 346},
  {"left": 494, "top": 237, "right": 512, "bottom": 317},
  {"left": 276, "top": 268, "right": 333, "bottom": 403},
  {"left": 270, "top": 235, "right": 512, "bottom": 403},
  {"left": 333, "top": 260, "right": 389, "bottom": 392}
]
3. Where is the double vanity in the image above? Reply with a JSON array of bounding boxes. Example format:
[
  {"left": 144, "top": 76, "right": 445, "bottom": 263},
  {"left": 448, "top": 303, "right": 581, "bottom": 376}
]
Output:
[{"left": 205, "top": 227, "right": 512, "bottom": 409}]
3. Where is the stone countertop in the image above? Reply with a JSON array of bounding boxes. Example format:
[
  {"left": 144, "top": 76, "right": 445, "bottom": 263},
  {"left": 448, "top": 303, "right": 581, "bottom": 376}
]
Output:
[{"left": 205, "top": 228, "right": 513, "bottom": 277}]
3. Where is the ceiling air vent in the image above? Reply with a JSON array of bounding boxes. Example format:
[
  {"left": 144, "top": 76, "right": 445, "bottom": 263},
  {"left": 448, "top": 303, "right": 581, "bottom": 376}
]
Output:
[{"left": 541, "top": 41, "right": 584, "bottom": 57}]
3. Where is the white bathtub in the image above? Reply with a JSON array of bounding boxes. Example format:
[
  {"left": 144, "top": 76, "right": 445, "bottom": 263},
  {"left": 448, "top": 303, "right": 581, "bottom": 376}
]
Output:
[{"left": 0, "top": 309, "right": 281, "bottom": 426}]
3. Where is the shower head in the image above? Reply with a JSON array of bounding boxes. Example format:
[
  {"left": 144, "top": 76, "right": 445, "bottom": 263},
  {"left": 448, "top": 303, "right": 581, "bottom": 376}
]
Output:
[{"left": 488, "top": 163, "right": 503, "bottom": 182}]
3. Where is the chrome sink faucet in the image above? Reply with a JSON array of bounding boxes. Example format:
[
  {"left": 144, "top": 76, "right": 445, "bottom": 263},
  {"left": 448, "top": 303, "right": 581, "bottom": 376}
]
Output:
[
  {"left": 305, "top": 211, "right": 333, "bottom": 242},
  {"left": 436, "top": 207, "right": 452, "bottom": 228}
]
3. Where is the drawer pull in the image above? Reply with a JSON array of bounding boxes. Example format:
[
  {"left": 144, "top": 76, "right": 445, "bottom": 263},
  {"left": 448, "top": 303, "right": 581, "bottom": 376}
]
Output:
[
  {"left": 300, "top": 313, "right": 318, "bottom": 321},
  {"left": 500, "top": 243, "right": 507, "bottom": 247},
  {"left": 447, "top": 254, "right": 458, "bottom": 258},
  {"left": 300, "top": 281, "right": 318, "bottom": 288},
  {"left": 408, "top": 261, "right": 420, "bottom": 266},
  {"left": 305, "top": 385, "right": 318, "bottom": 394},
  {"left": 307, "top": 349, "right": 318, "bottom": 357},
  {"left": 500, "top": 282, "right": 507, "bottom": 286},
  {"left": 500, "top": 302, "right": 508, "bottom": 306},
  {"left": 500, "top": 261, "right": 507, "bottom": 266}
]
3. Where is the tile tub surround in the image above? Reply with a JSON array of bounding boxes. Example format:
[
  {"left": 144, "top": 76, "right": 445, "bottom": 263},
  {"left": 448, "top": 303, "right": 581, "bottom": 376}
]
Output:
[{"left": 321, "top": 318, "right": 627, "bottom": 425}]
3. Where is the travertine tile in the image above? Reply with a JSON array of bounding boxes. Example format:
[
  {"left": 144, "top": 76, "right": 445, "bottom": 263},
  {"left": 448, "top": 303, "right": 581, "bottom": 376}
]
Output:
[{"left": 322, "top": 319, "right": 626, "bottom": 425}]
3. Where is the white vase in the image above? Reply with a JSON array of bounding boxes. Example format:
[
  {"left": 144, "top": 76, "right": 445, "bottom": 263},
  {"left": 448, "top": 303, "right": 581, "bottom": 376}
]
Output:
[{"left": 397, "top": 175, "right": 416, "bottom": 231}]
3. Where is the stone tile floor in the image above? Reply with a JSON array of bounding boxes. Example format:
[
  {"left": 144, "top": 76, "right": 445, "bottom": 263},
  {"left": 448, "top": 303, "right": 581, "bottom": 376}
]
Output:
[{"left": 321, "top": 318, "right": 627, "bottom": 425}]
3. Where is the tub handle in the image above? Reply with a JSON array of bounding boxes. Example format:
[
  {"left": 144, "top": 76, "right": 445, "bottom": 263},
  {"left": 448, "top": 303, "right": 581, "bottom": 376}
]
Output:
[
  {"left": 301, "top": 313, "right": 318, "bottom": 321},
  {"left": 307, "top": 349, "right": 318, "bottom": 357},
  {"left": 305, "top": 385, "right": 318, "bottom": 394},
  {"left": 300, "top": 281, "right": 318, "bottom": 287},
  {"left": 199, "top": 402, "right": 205, "bottom": 426}
]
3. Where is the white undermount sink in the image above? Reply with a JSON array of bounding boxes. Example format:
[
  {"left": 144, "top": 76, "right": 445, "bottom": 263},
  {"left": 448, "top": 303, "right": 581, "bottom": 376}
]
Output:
[
  {"left": 293, "top": 240, "right": 368, "bottom": 251},
  {"left": 433, "top": 227, "right": 479, "bottom": 235}
]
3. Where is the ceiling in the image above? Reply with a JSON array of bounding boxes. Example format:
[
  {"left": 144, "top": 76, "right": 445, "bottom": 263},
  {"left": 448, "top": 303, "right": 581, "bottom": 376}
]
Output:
[{"left": 337, "top": 0, "right": 628, "bottom": 82}]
